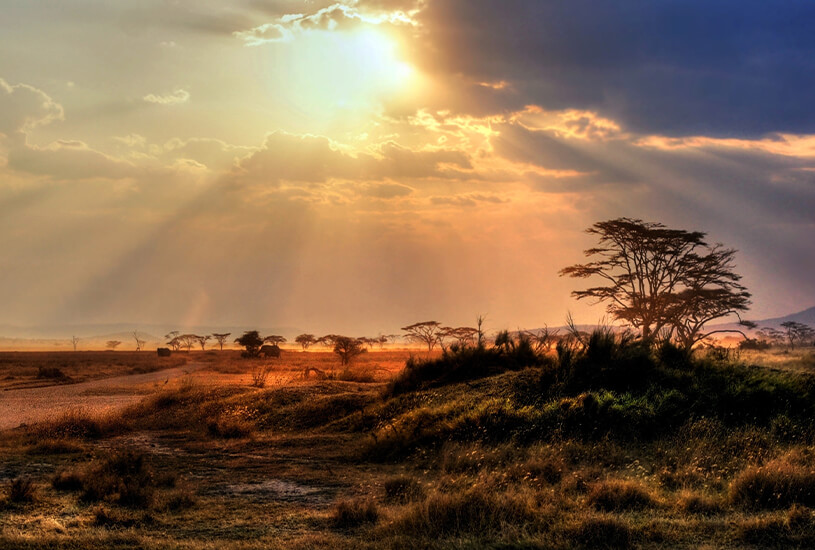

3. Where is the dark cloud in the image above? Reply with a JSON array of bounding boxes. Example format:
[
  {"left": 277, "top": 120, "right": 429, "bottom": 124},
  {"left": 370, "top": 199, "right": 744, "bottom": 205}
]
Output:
[{"left": 414, "top": 0, "right": 815, "bottom": 137}]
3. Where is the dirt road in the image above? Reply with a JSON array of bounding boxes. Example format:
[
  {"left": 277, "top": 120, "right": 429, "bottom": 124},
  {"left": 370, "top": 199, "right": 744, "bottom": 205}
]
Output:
[{"left": 0, "top": 362, "right": 204, "bottom": 430}]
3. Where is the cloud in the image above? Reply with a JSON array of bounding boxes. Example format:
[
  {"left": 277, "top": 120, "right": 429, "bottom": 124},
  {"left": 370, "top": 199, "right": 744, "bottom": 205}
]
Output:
[
  {"left": 143, "top": 89, "right": 190, "bottom": 105},
  {"left": 232, "top": 131, "right": 472, "bottom": 185},
  {"left": 411, "top": 0, "right": 815, "bottom": 137},
  {"left": 430, "top": 193, "right": 508, "bottom": 207},
  {"left": 6, "top": 140, "right": 136, "bottom": 180},
  {"left": 235, "top": 2, "right": 417, "bottom": 45},
  {"left": 0, "top": 78, "right": 64, "bottom": 140}
]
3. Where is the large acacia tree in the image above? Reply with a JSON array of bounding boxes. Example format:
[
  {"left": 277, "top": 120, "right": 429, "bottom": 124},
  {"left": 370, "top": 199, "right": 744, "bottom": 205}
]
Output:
[{"left": 560, "top": 218, "right": 751, "bottom": 349}]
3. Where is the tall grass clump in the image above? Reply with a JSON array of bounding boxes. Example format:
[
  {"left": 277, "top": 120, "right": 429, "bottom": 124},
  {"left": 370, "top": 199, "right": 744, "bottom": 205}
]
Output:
[
  {"left": 386, "top": 332, "right": 550, "bottom": 397},
  {"left": 730, "top": 454, "right": 815, "bottom": 509},
  {"left": 386, "top": 486, "right": 537, "bottom": 537}
]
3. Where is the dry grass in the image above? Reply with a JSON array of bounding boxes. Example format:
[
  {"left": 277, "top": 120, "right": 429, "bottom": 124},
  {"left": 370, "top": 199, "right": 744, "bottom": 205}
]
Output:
[
  {"left": 0, "top": 350, "right": 187, "bottom": 390},
  {"left": 730, "top": 452, "right": 815, "bottom": 509},
  {"left": 586, "top": 479, "right": 659, "bottom": 511}
]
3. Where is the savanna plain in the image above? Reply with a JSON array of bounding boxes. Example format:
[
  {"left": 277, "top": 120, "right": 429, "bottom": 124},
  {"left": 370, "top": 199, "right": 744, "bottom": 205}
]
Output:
[{"left": 1, "top": 338, "right": 815, "bottom": 550}]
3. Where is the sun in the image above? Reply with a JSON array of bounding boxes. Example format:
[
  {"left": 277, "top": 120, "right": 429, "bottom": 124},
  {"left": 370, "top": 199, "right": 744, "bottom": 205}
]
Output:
[{"left": 263, "top": 27, "right": 417, "bottom": 130}]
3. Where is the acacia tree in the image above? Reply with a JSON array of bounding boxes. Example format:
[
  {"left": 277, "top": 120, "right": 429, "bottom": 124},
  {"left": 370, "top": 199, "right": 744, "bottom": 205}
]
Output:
[
  {"left": 211, "top": 332, "right": 231, "bottom": 351},
  {"left": 780, "top": 321, "right": 815, "bottom": 350},
  {"left": 295, "top": 333, "right": 317, "bottom": 351},
  {"left": 263, "top": 335, "right": 287, "bottom": 348},
  {"left": 71, "top": 335, "right": 80, "bottom": 352},
  {"left": 133, "top": 331, "right": 146, "bottom": 352},
  {"left": 106, "top": 340, "right": 122, "bottom": 351},
  {"left": 165, "top": 331, "right": 182, "bottom": 351},
  {"left": 195, "top": 334, "right": 211, "bottom": 351},
  {"left": 401, "top": 321, "right": 444, "bottom": 351},
  {"left": 560, "top": 218, "right": 751, "bottom": 349},
  {"left": 333, "top": 336, "right": 367, "bottom": 366}
]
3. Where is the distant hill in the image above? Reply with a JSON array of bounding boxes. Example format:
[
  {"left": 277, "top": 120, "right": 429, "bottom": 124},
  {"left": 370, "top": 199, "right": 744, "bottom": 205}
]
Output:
[{"left": 751, "top": 306, "right": 815, "bottom": 329}]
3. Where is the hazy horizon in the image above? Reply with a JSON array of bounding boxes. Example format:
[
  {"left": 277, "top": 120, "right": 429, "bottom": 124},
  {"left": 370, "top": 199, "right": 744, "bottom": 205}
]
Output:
[{"left": 2, "top": 1, "right": 814, "bottom": 335}]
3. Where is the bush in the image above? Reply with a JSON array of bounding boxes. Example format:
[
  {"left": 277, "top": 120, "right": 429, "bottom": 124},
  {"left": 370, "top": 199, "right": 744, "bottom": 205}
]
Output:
[
  {"left": 384, "top": 476, "right": 424, "bottom": 503},
  {"left": 587, "top": 479, "right": 658, "bottom": 511},
  {"left": 207, "top": 416, "right": 255, "bottom": 439},
  {"left": 37, "top": 366, "right": 66, "bottom": 379},
  {"left": 386, "top": 336, "right": 548, "bottom": 397},
  {"left": 28, "top": 409, "right": 109, "bottom": 440},
  {"left": 676, "top": 492, "right": 722, "bottom": 515},
  {"left": 387, "top": 487, "right": 536, "bottom": 537},
  {"left": 27, "top": 438, "right": 85, "bottom": 455},
  {"left": 52, "top": 469, "right": 84, "bottom": 492},
  {"left": 332, "top": 498, "right": 379, "bottom": 529},
  {"left": 81, "top": 450, "right": 155, "bottom": 508},
  {"left": 730, "top": 457, "right": 815, "bottom": 509},
  {"left": 8, "top": 477, "right": 36, "bottom": 503}
]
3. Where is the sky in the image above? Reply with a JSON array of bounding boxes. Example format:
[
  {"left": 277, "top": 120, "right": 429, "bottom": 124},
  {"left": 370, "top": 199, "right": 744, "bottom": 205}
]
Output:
[{"left": 0, "top": 0, "right": 814, "bottom": 336}]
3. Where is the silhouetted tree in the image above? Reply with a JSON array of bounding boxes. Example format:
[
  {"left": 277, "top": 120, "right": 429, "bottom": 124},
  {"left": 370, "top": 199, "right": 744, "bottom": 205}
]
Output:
[
  {"left": 333, "top": 336, "right": 367, "bottom": 366},
  {"left": 195, "top": 334, "right": 211, "bottom": 351},
  {"left": 440, "top": 326, "right": 478, "bottom": 350},
  {"left": 106, "top": 340, "right": 121, "bottom": 351},
  {"left": 295, "top": 333, "right": 317, "bottom": 350},
  {"left": 781, "top": 321, "right": 815, "bottom": 350},
  {"left": 401, "top": 321, "right": 444, "bottom": 351},
  {"left": 756, "top": 327, "right": 785, "bottom": 347},
  {"left": 235, "top": 331, "right": 263, "bottom": 357},
  {"left": 263, "top": 335, "right": 287, "bottom": 347},
  {"left": 165, "top": 331, "right": 182, "bottom": 351},
  {"left": 177, "top": 334, "right": 197, "bottom": 352},
  {"left": 317, "top": 334, "right": 341, "bottom": 347},
  {"left": 133, "top": 331, "right": 146, "bottom": 352},
  {"left": 71, "top": 335, "right": 80, "bottom": 352},
  {"left": 211, "top": 332, "right": 231, "bottom": 351},
  {"left": 560, "top": 218, "right": 751, "bottom": 349}
]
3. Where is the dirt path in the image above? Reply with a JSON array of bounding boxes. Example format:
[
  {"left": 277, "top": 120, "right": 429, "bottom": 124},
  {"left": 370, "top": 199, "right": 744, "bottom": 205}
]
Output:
[{"left": 0, "top": 362, "right": 205, "bottom": 430}]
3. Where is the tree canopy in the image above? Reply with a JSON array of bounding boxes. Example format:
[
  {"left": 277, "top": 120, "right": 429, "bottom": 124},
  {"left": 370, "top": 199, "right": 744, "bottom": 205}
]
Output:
[{"left": 560, "top": 218, "right": 751, "bottom": 349}]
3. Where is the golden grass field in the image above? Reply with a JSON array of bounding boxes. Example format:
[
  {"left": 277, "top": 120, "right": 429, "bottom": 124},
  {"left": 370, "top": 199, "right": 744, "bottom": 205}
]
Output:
[{"left": 1, "top": 345, "right": 814, "bottom": 549}]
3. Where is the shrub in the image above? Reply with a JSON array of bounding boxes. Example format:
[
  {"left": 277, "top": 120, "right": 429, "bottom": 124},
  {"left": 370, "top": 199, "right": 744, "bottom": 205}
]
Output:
[
  {"left": 587, "top": 479, "right": 658, "bottom": 511},
  {"left": 251, "top": 365, "right": 272, "bottom": 388},
  {"left": 82, "top": 450, "right": 155, "bottom": 508},
  {"left": 730, "top": 457, "right": 815, "bottom": 509},
  {"left": 160, "top": 488, "right": 197, "bottom": 512},
  {"left": 387, "top": 487, "right": 536, "bottom": 537},
  {"left": 28, "top": 409, "right": 109, "bottom": 440},
  {"left": 207, "top": 416, "right": 255, "bottom": 439},
  {"left": 332, "top": 498, "right": 379, "bottom": 529},
  {"left": 37, "top": 366, "right": 66, "bottom": 379},
  {"left": 384, "top": 476, "right": 424, "bottom": 504},
  {"left": 386, "top": 337, "right": 548, "bottom": 397},
  {"left": 676, "top": 492, "right": 722, "bottom": 515},
  {"left": 8, "top": 477, "right": 36, "bottom": 503},
  {"left": 52, "top": 469, "right": 84, "bottom": 492}
]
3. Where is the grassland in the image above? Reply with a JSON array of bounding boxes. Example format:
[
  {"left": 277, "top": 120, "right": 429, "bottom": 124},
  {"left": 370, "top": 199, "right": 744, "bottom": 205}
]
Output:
[
  {"left": 2, "top": 343, "right": 815, "bottom": 548},
  {"left": 0, "top": 351, "right": 187, "bottom": 391}
]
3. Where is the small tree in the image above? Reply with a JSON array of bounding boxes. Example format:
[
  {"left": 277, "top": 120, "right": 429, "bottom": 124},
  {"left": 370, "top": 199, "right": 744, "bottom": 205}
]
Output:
[
  {"left": 177, "top": 334, "right": 197, "bottom": 352},
  {"left": 195, "top": 334, "right": 211, "bottom": 351},
  {"left": 133, "top": 331, "right": 146, "bottom": 352},
  {"left": 165, "top": 331, "right": 182, "bottom": 351},
  {"left": 263, "top": 335, "right": 287, "bottom": 347},
  {"left": 317, "top": 334, "right": 341, "bottom": 347},
  {"left": 780, "top": 321, "right": 815, "bottom": 350},
  {"left": 401, "top": 321, "right": 444, "bottom": 351},
  {"left": 211, "top": 332, "right": 231, "bottom": 351},
  {"left": 235, "top": 331, "right": 263, "bottom": 357},
  {"left": 333, "top": 336, "right": 367, "bottom": 367},
  {"left": 294, "top": 333, "right": 317, "bottom": 351},
  {"left": 106, "top": 340, "right": 122, "bottom": 351},
  {"left": 71, "top": 335, "right": 80, "bottom": 352}
]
